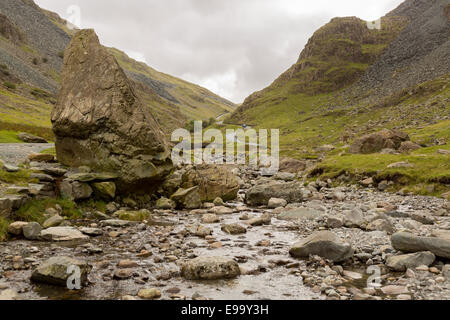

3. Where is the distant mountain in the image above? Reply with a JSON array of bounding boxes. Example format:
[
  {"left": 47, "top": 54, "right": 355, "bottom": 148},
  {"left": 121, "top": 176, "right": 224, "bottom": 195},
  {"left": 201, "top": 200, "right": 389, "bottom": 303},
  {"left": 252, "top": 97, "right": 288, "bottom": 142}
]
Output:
[
  {"left": 228, "top": 0, "right": 449, "bottom": 158},
  {"left": 0, "top": 0, "right": 234, "bottom": 139}
]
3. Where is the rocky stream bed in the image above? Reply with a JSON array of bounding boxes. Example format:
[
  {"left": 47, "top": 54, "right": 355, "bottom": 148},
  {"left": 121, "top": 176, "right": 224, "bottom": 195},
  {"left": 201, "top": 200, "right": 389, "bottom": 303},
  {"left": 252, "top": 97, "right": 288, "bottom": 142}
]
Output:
[{"left": 1, "top": 163, "right": 449, "bottom": 301}]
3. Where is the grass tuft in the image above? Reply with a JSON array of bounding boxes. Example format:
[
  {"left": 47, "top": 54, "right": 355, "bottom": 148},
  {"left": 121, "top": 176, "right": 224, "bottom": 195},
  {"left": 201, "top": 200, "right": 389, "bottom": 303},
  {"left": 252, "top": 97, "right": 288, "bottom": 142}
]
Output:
[
  {"left": 0, "top": 217, "right": 10, "bottom": 241},
  {"left": 15, "top": 198, "right": 82, "bottom": 224}
]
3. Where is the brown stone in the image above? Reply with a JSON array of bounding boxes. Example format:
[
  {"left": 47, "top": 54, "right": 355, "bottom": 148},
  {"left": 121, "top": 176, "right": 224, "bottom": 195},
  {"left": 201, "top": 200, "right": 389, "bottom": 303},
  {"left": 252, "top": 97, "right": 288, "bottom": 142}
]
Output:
[
  {"left": 279, "top": 157, "right": 306, "bottom": 173},
  {"left": 349, "top": 129, "right": 409, "bottom": 154},
  {"left": 182, "top": 165, "right": 239, "bottom": 202},
  {"left": 28, "top": 153, "right": 54, "bottom": 163},
  {"left": 51, "top": 29, "right": 172, "bottom": 190}
]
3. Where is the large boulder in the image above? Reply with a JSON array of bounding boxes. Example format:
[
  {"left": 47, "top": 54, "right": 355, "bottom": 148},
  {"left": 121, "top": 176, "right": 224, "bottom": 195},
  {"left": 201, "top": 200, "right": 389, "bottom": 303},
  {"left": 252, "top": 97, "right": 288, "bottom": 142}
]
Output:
[
  {"left": 181, "top": 256, "right": 240, "bottom": 280},
  {"left": 155, "top": 197, "right": 176, "bottom": 210},
  {"left": 1, "top": 195, "right": 29, "bottom": 218},
  {"left": 289, "top": 231, "right": 354, "bottom": 262},
  {"left": 31, "top": 256, "right": 91, "bottom": 287},
  {"left": 221, "top": 223, "right": 247, "bottom": 235},
  {"left": 245, "top": 181, "right": 303, "bottom": 206},
  {"left": 182, "top": 165, "right": 239, "bottom": 202},
  {"left": 391, "top": 232, "right": 450, "bottom": 259},
  {"left": 349, "top": 129, "right": 409, "bottom": 154},
  {"left": 51, "top": 29, "right": 172, "bottom": 191}
]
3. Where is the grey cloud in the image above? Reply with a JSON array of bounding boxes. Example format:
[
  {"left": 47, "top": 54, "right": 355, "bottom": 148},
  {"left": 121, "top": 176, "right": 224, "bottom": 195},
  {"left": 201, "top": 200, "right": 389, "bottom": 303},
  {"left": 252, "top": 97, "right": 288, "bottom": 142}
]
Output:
[{"left": 35, "top": 0, "right": 404, "bottom": 103}]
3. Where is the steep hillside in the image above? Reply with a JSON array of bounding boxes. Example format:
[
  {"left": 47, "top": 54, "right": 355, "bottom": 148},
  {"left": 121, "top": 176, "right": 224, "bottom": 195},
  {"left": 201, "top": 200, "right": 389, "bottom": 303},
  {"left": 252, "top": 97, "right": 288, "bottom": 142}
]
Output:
[
  {"left": 228, "top": 0, "right": 449, "bottom": 155},
  {"left": 350, "top": 0, "right": 450, "bottom": 103},
  {"left": 225, "top": 0, "right": 449, "bottom": 196},
  {"left": 230, "top": 15, "right": 408, "bottom": 117},
  {"left": 0, "top": 0, "right": 234, "bottom": 139}
]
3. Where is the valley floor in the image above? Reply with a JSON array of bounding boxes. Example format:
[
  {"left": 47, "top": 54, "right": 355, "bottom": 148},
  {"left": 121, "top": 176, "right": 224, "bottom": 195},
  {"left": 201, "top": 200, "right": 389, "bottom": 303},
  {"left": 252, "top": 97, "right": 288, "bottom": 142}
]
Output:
[{"left": 0, "top": 147, "right": 449, "bottom": 300}]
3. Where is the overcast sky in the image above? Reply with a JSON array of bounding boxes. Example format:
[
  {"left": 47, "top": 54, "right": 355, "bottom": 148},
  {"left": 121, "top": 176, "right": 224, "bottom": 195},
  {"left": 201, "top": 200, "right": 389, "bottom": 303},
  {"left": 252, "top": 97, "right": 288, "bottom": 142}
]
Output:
[{"left": 35, "top": 0, "right": 404, "bottom": 103}]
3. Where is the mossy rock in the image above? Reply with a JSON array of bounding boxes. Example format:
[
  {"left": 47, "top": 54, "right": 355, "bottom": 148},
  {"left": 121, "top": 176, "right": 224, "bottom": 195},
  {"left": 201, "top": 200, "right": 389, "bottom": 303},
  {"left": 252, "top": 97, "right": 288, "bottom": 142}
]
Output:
[
  {"left": 92, "top": 182, "right": 116, "bottom": 200},
  {"left": 116, "top": 209, "right": 150, "bottom": 222}
]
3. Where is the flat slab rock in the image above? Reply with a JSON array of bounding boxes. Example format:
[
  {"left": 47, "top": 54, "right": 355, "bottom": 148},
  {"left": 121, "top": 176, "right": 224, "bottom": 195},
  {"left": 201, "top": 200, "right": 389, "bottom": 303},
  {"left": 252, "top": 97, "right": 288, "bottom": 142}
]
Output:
[
  {"left": 40, "top": 227, "right": 89, "bottom": 241},
  {"left": 31, "top": 256, "right": 91, "bottom": 287},
  {"left": 289, "top": 231, "right": 354, "bottom": 262},
  {"left": 391, "top": 232, "right": 450, "bottom": 259},
  {"left": 181, "top": 256, "right": 241, "bottom": 280}
]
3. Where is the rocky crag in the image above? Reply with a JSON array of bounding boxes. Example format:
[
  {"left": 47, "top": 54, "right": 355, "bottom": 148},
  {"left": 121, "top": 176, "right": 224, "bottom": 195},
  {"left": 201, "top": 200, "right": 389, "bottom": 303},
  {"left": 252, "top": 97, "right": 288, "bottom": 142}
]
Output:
[{"left": 52, "top": 30, "right": 172, "bottom": 190}]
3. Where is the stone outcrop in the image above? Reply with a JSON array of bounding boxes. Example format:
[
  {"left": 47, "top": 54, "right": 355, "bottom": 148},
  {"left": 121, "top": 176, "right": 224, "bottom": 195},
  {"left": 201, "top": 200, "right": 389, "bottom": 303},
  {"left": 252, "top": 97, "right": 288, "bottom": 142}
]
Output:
[
  {"left": 51, "top": 29, "right": 172, "bottom": 191},
  {"left": 349, "top": 129, "right": 410, "bottom": 154}
]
